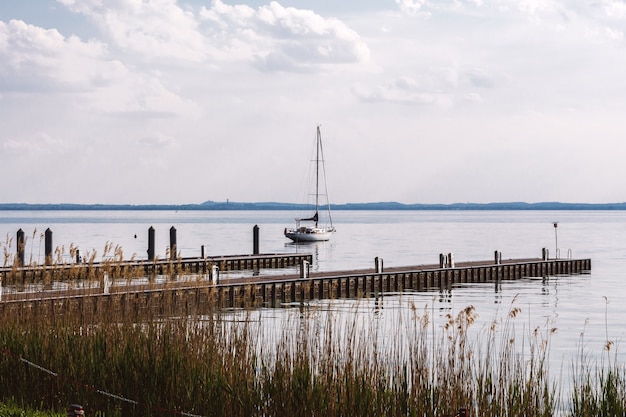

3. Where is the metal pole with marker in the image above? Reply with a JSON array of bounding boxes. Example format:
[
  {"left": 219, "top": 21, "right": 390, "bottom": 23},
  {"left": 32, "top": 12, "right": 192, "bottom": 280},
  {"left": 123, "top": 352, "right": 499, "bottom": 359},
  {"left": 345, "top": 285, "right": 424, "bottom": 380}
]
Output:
[{"left": 553, "top": 222, "right": 559, "bottom": 259}]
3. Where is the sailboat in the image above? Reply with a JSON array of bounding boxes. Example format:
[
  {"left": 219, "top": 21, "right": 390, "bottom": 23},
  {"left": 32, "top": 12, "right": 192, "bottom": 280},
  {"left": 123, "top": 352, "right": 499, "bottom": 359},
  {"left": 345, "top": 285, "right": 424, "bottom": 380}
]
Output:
[{"left": 284, "top": 125, "right": 336, "bottom": 242}]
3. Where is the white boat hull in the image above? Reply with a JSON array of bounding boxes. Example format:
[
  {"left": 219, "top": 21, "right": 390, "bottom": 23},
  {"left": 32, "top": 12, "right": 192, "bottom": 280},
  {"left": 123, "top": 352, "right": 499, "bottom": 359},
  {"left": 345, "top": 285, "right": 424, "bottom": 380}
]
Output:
[{"left": 284, "top": 227, "right": 335, "bottom": 242}]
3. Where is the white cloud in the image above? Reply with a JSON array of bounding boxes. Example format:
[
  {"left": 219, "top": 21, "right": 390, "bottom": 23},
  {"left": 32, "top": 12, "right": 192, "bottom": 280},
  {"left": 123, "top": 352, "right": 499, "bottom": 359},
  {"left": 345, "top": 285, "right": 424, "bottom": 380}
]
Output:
[
  {"left": 137, "top": 133, "right": 179, "bottom": 148},
  {"left": 0, "top": 131, "right": 71, "bottom": 170},
  {"left": 0, "top": 17, "right": 200, "bottom": 117},
  {"left": 601, "top": 0, "right": 626, "bottom": 19},
  {"left": 57, "top": 0, "right": 371, "bottom": 71},
  {"left": 200, "top": 0, "right": 370, "bottom": 71},
  {"left": 352, "top": 65, "right": 495, "bottom": 108},
  {"left": 395, "top": 0, "right": 430, "bottom": 17},
  {"left": 1, "top": 0, "right": 626, "bottom": 204},
  {"left": 59, "top": 0, "right": 210, "bottom": 62},
  {"left": 464, "top": 92, "right": 484, "bottom": 103},
  {"left": 0, "top": 19, "right": 109, "bottom": 91},
  {"left": 516, "top": 0, "right": 554, "bottom": 16}
]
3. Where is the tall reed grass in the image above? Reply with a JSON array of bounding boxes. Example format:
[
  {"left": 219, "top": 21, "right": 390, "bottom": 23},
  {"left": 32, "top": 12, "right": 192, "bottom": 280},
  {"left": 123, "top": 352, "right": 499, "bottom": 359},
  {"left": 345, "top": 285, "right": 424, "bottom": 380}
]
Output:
[
  {"left": 1, "top": 235, "right": 202, "bottom": 297},
  {"left": 2, "top": 292, "right": 624, "bottom": 417},
  {"left": 570, "top": 301, "right": 626, "bottom": 417}
]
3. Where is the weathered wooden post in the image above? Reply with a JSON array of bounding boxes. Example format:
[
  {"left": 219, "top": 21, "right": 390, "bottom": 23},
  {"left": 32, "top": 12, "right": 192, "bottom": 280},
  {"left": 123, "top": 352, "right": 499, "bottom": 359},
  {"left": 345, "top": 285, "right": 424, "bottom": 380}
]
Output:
[
  {"left": 542, "top": 247, "right": 549, "bottom": 261},
  {"left": 210, "top": 264, "right": 219, "bottom": 285},
  {"left": 494, "top": 250, "right": 501, "bottom": 264},
  {"left": 103, "top": 273, "right": 111, "bottom": 295},
  {"left": 439, "top": 253, "right": 447, "bottom": 268},
  {"left": 147, "top": 226, "right": 155, "bottom": 261},
  {"left": 169, "top": 226, "right": 177, "bottom": 259},
  {"left": 44, "top": 228, "right": 53, "bottom": 265},
  {"left": 300, "top": 260, "right": 310, "bottom": 279},
  {"left": 76, "top": 249, "right": 81, "bottom": 264},
  {"left": 253, "top": 225, "right": 259, "bottom": 255},
  {"left": 16, "top": 228, "right": 25, "bottom": 266},
  {"left": 448, "top": 252, "right": 454, "bottom": 268},
  {"left": 375, "top": 256, "right": 384, "bottom": 273},
  {"left": 200, "top": 244, "right": 206, "bottom": 273}
]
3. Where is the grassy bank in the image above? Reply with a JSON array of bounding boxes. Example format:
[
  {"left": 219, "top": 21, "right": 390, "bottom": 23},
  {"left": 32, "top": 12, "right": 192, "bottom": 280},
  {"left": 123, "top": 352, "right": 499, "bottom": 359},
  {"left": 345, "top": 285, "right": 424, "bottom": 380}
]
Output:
[
  {"left": 0, "top": 402, "right": 60, "bottom": 417},
  {"left": 1, "top": 293, "right": 625, "bottom": 416}
]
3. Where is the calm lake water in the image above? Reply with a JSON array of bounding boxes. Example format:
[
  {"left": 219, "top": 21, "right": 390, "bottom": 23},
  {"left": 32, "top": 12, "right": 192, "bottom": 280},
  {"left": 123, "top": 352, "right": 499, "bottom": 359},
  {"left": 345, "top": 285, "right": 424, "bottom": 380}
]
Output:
[{"left": 1, "top": 209, "right": 625, "bottom": 394}]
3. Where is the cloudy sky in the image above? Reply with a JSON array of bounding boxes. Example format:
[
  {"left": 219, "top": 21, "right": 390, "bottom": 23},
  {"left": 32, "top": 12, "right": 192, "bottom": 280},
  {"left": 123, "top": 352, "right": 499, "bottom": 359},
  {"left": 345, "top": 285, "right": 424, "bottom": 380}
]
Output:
[{"left": 1, "top": 0, "right": 625, "bottom": 205}]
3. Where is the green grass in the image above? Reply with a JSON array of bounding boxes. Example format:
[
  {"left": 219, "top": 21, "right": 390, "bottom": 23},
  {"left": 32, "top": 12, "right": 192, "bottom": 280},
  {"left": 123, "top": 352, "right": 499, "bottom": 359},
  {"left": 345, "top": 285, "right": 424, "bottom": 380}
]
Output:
[{"left": 0, "top": 400, "right": 63, "bottom": 417}]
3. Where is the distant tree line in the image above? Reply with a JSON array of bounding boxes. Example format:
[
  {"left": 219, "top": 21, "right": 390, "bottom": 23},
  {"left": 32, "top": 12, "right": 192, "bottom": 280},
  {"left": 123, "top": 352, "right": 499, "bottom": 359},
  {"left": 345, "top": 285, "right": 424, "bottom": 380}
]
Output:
[{"left": 1, "top": 201, "right": 626, "bottom": 210}]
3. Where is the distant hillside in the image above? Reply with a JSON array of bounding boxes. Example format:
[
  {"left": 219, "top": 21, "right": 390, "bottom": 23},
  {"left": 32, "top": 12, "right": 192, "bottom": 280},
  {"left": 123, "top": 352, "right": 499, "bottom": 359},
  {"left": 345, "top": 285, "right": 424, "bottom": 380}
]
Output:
[{"left": 1, "top": 201, "right": 626, "bottom": 210}]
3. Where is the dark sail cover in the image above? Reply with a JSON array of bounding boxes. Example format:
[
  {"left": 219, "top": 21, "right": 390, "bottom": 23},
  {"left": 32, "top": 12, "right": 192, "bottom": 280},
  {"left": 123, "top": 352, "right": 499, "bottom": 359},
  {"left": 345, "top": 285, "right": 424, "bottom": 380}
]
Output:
[{"left": 301, "top": 211, "right": 319, "bottom": 222}]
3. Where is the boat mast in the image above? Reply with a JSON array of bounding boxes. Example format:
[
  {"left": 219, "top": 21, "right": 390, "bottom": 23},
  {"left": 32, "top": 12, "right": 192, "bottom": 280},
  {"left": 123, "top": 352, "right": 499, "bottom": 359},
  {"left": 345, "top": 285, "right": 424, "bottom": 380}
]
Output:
[{"left": 314, "top": 125, "right": 321, "bottom": 227}]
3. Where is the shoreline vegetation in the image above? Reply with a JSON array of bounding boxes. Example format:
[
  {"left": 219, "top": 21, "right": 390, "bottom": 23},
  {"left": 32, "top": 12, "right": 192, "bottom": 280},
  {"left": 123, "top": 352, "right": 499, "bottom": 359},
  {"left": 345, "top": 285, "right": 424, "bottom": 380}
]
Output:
[
  {"left": 1, "top": 288, "right": 625, "bottom": 416},
  {"left": 1, "top": 201, "right": 626, "bottom": 211},
  {"left": 0, "top": 401, "right": 64, "bottom": 417}
]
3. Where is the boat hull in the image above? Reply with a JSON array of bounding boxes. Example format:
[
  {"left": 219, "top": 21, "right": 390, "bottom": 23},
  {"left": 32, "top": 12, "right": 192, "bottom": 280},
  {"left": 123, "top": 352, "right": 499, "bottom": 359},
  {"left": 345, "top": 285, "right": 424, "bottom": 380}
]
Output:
[{"left": 284, "top": 227, "right": 334, "bottom": 242}]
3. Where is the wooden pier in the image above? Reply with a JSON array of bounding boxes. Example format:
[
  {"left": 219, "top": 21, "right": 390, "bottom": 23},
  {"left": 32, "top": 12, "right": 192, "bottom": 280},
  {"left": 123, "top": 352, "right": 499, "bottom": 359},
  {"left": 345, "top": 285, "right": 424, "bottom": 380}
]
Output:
[
  {"left": 0, "top": 252, "right": 312, "bottom": 286},
  {"left": 0, "top": 257, "right": 591, "bottom": 320}
]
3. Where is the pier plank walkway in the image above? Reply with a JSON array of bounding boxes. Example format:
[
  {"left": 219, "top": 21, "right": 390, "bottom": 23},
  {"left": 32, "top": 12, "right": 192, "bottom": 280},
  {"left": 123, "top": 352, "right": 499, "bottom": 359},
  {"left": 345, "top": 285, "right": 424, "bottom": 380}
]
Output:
[
  {"left": 0, "top": 252, "right": 312, "bottom": 286},
  {"left": 0, "top": 257, "right": 591, "bottom": 319}
]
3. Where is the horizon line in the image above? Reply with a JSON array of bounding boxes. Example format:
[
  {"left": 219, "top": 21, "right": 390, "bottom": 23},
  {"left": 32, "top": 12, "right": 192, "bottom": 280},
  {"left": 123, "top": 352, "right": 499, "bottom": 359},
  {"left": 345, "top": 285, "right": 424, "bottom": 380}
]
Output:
[{"left": 1, "top": 201, "right": 626, "bottom": 210}]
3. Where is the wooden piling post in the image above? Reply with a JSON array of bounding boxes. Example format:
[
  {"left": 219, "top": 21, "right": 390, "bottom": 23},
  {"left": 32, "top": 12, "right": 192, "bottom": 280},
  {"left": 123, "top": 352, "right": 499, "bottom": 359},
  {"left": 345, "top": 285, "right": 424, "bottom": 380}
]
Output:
[
  {"left": 44, "top": 228, "right": 53, "bottom": 265},
  {"left": 16, "top": 228, "right": 25, "bottom": 267},
  {"left": 148, "top": 226, "right": 155, "bottom": 261},
  {"left": 169, "top": 226, "right": 177, "bottom": 260},
  {"left": 253, "top": 225, "right": 259, "bottom": 255},
  {"left": 210, "top": 264, "right": 219, "bottom": 285},
  {"left": 375, "top": 257, "right": 383, "bottom": 273},
  {"left": 270, "top": 283, "right": 276, "bottom": 305},
  {"left": 300, "top": 260, "right": 310, "bottom": 279}
]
